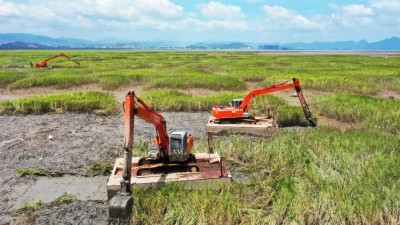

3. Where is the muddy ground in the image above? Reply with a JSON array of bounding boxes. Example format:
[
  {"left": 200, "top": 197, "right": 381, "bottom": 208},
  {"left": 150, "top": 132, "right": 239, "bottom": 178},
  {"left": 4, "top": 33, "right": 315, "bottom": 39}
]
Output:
[
  {"left": 1, "top": 79, "right": 397, "bottom": 225},
  {"left": 0, "top": 112, "right": 210, "bottom": 225}
]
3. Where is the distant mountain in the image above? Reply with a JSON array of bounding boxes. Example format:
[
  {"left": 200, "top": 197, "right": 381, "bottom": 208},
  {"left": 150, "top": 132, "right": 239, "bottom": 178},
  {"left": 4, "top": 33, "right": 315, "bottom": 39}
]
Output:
[
  {"left": 368, "top": 37, "right": 400, "bottom": 50},
  {"left": 0, "top": 33, "right": 95, "bottom": 48},
  {"left": 279, "top": 37, "right": 400, "bottom": 50},
  {"left": 187, "top": 42, "right": 250, "bottom": 49},
  {"left": 0, "top": 41, "right": 58, "bottom": 49},
  {"left": 0, "top": 33, "right": 399, "bottom": 50}
]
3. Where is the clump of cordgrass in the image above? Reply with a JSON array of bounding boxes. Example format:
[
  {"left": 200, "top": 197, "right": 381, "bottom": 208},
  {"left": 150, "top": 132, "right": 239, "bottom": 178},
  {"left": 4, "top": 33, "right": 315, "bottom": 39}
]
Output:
[
  {"left": 130, "top": 128, "right": 399, "bottom": 224},
  {"left": 7, "top": 75, "right": 96, "bottom": 90},
  {"left": 0, "top": 71, "right": 27, "bottom": 87},
  {"left": 98, "top": 73, "right": 144, "bottom": 90},
  {"left": 15, "top": 168, "right": 63, "bottom": 177},
  {"left": 145, "top": 74, "right": 246, "bottom": 91},
  {"left": 133, "top": 140, "right": 150, "bottom": 157},
  {"left": 274, "top": 105, "right": 310, "bottom": 126},
  {"left": 20, "top": 199, "right": 42, "bottom": 214},
  {"left": 315, "top": 94, "right": 400, "bottom": 133},
  {"left": 263, "top": 75, "right": 380, "bottom": 95},
  {"left": 216, "top": 127, "right": 399, "bottom": 224},
  {"left": 53, "top": 192, "right": 75, "bottom": 205},
  {"left": 99, "top": 76, "right": 130, "bottom": 90},
  {"left": 132, "top": 183, "right": 243, "bottom": 225},
  {"left": 0, "top": 91, "right": 119, "bottom": 115},
  {"left": 82, "top": 160, "right": 113, "bottom": 176}
]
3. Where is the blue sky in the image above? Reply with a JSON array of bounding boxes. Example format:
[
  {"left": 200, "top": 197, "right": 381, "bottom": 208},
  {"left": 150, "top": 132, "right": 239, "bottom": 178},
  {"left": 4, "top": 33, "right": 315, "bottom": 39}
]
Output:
[{"left": 0, "top": 0, "right": 399, "bottom": 43}]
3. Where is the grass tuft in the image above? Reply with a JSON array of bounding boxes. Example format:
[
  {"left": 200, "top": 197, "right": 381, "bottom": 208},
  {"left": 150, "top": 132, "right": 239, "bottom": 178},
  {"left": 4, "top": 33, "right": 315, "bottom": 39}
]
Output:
[
  {"left": 53, "top": 192, "right": 75, "bottom": 205},
  {"left": 315, "top": 94, "right": 400, "bottom": 133},
  {"left": 83, "top": 160, "right": 113, "bottom": 176},
  {"left": 130, "top": 127, "right": 400, "bottom": 224},
  {"left": 145, "top": 74, "right": 246, "bottom": 91},
  {"left": 7, "top": 75, "right": 95, "bottom": 90},
  {"left": 133, "top": 183, "right": 243, "bottom": 225},
  {"left": 20, "top": 199, "right": 42, "bottom": 214},
  {"left": 0, "top": 91, "right": 119, "bottom": 115},
  {"left": 15, "top": 168, "right": 62, "bottom": 177}
]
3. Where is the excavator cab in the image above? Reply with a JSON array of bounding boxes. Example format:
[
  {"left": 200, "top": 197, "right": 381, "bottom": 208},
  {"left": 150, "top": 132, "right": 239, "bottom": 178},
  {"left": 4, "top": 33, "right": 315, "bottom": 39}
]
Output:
[
  {"left": 148, "top": 143, "right": 159, "bottom": 160},
  {"left": 232, "top": 98, "right": 243, "bottom": 109},
  {"left": 169, "top": 131, "right": 190, "bottom": 162}
]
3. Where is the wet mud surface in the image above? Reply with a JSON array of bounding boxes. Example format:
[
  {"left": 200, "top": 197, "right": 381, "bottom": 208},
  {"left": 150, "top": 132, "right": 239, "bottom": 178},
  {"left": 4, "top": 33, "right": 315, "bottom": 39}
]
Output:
[{"left": 0, "top": 112, "right": 210, "bottom": 225}]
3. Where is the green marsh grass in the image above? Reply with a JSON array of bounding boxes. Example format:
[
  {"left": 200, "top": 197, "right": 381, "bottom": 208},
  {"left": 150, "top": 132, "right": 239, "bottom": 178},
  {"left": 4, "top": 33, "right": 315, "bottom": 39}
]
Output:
[
  {"left": 225, "top": 127, "right": 399, "bottom": 224},
  {"left": 0, "top": 91, "right": 118, "bottom": 115},
  {"left": 145, "top": 74, "right": 246, "bottom": 91},
  {"left": 0, "top": 70, "right": 27, "bottom": 87},
  {"left": 7, "top": 74, "right": 96, "bottom": 90},
  {"left": 264, "top": 75, "right": 381, "bottom": 95},
  {"left": 133, "top": 183, "right": 243, "bottom": 225},
  {"left": 20, "top": 198, "right": 42, "bottom": 214},
  {"left": 315, "top": 94, "right": 400, "bottom": 133},
  {"left": 83, "top": 160, "right": 113, "bottom": 176},
  {"left": 53, "top": 192, "right": 75, "bottom": 205},
  {"left": 15, "top": 168, "right": 62, "bottom": 177},
  {"left": 2, "top": 51, "right": 398, "bottom": 93},
  {"left": 131, "top": 127, "right": 399, "bottom": 224}
]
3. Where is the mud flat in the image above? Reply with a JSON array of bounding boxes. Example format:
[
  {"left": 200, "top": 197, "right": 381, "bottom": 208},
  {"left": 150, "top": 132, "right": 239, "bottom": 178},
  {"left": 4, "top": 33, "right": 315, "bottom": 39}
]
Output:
[{"left": 0, "top": 112, "right": 210, "bottom": 224}]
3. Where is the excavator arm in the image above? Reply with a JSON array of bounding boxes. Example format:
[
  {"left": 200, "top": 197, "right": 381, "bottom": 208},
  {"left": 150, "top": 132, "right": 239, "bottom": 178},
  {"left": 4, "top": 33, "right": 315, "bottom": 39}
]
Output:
[
  {"left": 240, "top": 78, "right": 298, "bottom": 112},
  {"left": 33, "top": 53, "right": 80, "bottom": 68},
  {"left": 133, "top": 95, "right": 170, "bottom": 159},
  {"left": 109, "top": 91, "right": 170, "bottom": 221},
  {"left": 109, "top": 91, "right": 195, "bottom": 221},
  {"left": 241, "top": 78, "right": 317, "bottom": 126},
  {"left": 212, "top": 78, "right": 317, "bottom": 126}
]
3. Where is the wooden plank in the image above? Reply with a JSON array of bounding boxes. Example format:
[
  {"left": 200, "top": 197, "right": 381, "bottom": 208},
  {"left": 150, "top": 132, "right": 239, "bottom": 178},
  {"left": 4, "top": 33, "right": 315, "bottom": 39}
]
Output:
[
  {"left": 205, "top": 117, "right": 278, "bottom": 136},
  {"left": 107, "top": 153, "right": 232, "bottom": 200}
]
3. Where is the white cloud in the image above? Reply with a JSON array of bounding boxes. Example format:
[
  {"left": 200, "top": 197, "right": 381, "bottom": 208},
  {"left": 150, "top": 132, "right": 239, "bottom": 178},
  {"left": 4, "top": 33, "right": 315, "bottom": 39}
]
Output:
[
  {"left": 369, "top": 0, "right": 400, "bottom": 28},
  {"left": 328, "top": 3, "right": 340, "bottom": 10},
  {"left": 89, "top": 0, "right": 183, "bottom": 19},
  {"left": 262, "top": 5, "right": 296, "bottom": 19},
  {"left": 197, "top": 1, "right": 248, "bottom": 30},
  {"left": 262, "top": 5, "right": 322, "bottom": 30},
  {"left": 328, "top": 4, "right": 375, "bottom": 28},
  {"left": 246, "top": 0, "right": 264, "bottom": 3},
  {"left": 0, "top": 0, "right": 185, "bottom": 31},
  {"left": 342, "top": 4, "right": 374, "bottom": 17},
  {"left": 136, "top": 0, "right": 184, "bottom": 19},
  {"left": 200, "top": 1, "right": 244, "bottom": 21},
  {"left": 0, "top": 0, "right": 398, "bottom": 42},
  {"left": 0, "top": 1, "right": 24, "bottom": 16},
  {"left": 371, "top": 0, "right": 400, "bottom": 12}
]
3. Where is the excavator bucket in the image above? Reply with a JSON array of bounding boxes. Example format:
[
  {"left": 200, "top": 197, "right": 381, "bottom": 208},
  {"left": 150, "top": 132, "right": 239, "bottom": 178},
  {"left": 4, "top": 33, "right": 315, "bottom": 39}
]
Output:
[
  {"left": 70, "top": 59, "right": 80, "bottom": 65},
  {"left": 308, "top": 116, "right": 318, "bottom": 127},
  {"left": 109, "top": 193, "right": 133, "bottom": 221}
]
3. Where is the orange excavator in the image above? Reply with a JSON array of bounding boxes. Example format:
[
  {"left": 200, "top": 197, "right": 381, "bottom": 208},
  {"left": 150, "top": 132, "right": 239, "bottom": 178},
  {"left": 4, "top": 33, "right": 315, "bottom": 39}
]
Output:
[
  {"left": 109, "top": 91, "right": 198, "bottom": 221},
  {"left": 212, "top": 78, "right": 317, "bottom": 126},
  {"left": 30, "top": 53, "right": 80, "bottom": 69}
]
